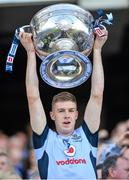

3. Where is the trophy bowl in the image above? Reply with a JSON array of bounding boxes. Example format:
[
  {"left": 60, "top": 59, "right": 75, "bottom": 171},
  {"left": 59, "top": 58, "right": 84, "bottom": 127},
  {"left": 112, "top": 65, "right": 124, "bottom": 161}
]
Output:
[{"left": 29, "top": 4, "right": 95, "bottom": 88}]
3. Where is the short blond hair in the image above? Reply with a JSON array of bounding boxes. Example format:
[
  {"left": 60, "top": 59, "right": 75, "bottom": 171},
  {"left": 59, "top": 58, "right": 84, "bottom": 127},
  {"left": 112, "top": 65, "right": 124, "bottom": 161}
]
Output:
[{"left": 52, "top": 91, "right": 77, "bottom": 109}]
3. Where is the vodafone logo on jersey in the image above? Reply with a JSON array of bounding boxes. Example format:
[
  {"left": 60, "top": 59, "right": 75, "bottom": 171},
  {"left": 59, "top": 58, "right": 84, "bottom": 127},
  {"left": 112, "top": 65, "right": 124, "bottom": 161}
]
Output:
[{"left": 56, "top": 158, "right": 86, "bottom": 166}]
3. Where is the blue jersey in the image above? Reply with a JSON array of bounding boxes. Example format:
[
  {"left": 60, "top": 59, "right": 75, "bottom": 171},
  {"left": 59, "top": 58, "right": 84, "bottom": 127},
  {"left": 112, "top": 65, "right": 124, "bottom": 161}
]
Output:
[{"left": 33, "top": 121, "right": 98, "bottom": 179}]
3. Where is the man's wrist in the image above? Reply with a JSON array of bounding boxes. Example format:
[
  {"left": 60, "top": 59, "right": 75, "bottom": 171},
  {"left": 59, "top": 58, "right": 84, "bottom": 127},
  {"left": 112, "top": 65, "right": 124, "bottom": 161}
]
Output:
[
  {"left": 93, "top": 48, "right": 102, "bottom": 53},
  {"left": 27, "top": 49, "right": 35, "bottom": 54}
]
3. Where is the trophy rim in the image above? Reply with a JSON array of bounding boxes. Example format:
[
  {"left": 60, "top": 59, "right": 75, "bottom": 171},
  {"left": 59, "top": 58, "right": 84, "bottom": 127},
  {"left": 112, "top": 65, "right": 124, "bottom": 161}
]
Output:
[{"left": 30, "top": 3, "right": 93, "bottom": 21}]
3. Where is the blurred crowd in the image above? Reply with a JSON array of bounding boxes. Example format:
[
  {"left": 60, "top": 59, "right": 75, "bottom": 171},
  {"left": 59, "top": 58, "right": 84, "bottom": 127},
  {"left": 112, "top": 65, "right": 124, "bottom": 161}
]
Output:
[
  {"left": 0, "top": 124, "right": 40, "bottom": 179},
  {"left": 97, "top": 118, "right": 129, "bottom": 179},
  {"left": 0, "top": 119, "right": 129, "bottom": 179}
]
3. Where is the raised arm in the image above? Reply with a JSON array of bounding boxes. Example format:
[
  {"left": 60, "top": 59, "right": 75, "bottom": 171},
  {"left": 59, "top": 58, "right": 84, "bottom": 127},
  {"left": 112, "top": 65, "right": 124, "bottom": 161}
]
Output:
[
  {"left": 19, "top": 32, "right": 47, "bottom": 135},
  {"left": 84, "top": 30, "right": 108, "bottom": 133}
]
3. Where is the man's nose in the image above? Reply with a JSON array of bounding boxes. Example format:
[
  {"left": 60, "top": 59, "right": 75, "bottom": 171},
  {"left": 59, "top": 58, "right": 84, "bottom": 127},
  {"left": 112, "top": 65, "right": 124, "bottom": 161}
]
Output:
[{"left": 64, "top": 110, "right": 70, "bottom": 117}]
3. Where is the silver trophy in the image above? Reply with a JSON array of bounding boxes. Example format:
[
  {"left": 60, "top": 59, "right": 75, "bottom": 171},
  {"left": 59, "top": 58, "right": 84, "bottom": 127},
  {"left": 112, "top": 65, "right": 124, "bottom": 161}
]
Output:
[{"left": 16, "top": 4, "right": 113, "bottom": 88}]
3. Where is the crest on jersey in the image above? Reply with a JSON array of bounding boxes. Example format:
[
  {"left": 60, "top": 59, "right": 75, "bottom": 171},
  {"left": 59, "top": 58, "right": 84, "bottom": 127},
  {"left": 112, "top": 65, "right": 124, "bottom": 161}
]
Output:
[{"left": 71, "top": 134, "right": 82, "bottom": 142}]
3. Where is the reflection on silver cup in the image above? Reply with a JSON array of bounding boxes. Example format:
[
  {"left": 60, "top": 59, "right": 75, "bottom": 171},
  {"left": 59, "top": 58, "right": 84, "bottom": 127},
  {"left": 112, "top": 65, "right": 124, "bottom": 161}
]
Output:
[{"left": 25, "top": 4, "right": 95, "bottom": 88}]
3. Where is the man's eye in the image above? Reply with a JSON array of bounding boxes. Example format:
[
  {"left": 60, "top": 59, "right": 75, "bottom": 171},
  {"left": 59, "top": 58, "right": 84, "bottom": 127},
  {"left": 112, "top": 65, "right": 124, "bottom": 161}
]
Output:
[
  {"left": 58, "top": 110, "right": 64, "bottom": 112},
  {"left": 69, "top": 109, "right": 75, "bottom": 112}
]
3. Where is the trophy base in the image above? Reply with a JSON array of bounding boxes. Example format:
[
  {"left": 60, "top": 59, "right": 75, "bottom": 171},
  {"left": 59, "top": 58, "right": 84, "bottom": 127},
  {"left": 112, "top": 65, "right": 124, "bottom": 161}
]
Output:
[{"left": 40, "top": 50, "right": 92, "bottom": 89}]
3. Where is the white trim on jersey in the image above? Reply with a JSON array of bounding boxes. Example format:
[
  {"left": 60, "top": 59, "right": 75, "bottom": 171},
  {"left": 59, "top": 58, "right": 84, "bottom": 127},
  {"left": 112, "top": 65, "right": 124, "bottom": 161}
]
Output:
[
  {"left": 91, "top": 146, "right": 97, "bottom": 158},
  {"left": 34, "top": 144, "right": 45, "bottom": 160}
]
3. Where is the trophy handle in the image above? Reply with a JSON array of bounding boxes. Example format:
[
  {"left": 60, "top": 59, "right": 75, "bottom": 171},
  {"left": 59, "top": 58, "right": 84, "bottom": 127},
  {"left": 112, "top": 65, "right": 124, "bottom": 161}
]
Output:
[
  {"left": 19, "top": 25, "right": 32, "bottom": 33},
  {"left": 99, "top": 24, "right": 107, "bottom": 30},
  {"left": 14, "top": 25, "right": 32, "bottom": 39}
]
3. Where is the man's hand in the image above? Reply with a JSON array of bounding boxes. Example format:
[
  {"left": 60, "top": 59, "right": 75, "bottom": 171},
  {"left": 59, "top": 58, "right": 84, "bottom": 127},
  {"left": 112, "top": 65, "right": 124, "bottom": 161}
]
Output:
[
  {"left": 19, "top": 32, "right": 35, "bottom": 53},
  {"left": 117, "top": 131, "right": 129, "bottom": 147},
  {"left": 93, "top": 29, "right": 108, "bottom": 50}
]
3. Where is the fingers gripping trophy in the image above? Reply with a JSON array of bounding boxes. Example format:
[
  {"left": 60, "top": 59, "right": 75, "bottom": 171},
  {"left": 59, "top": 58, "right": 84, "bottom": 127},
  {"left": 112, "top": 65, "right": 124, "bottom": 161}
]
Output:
[{"left": 6, "top": 4, "right": 113, "bottom": 89}]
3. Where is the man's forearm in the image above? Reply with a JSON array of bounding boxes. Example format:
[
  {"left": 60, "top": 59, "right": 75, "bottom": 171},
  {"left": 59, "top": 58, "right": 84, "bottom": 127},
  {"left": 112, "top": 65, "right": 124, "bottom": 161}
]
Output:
[
  {"left": 26, "top": 51, "right": 39, "bottom": 98},
  {"left": 91, "top": 48, "right": 104, "bottom": 97}
]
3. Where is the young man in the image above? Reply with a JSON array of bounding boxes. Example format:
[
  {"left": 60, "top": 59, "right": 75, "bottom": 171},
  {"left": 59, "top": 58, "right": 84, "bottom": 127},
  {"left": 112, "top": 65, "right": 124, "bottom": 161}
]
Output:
[{"left": 19, "top": 29, "right": 108, "bottom": 179}]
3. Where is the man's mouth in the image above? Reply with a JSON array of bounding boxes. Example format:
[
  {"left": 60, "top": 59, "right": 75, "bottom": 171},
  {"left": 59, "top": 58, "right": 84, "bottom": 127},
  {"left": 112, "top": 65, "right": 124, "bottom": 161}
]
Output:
[{"left": 63, "top": 121, "right": 71, "bottom": 125}]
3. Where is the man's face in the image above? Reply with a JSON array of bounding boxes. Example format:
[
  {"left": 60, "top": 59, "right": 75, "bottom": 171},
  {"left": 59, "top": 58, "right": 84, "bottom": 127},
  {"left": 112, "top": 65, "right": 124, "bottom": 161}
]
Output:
[
  {"left": 123, "top": 148, "right": 129, "bottom": 160},
  {"left": 0, "top": 155, "right": 10, "bottom": 171},
  {"left": 114, "top": 158, "right": 129, "bottom": 179},
  {"left": 50, "top": 101, "right": 78, "bottom": 136}
]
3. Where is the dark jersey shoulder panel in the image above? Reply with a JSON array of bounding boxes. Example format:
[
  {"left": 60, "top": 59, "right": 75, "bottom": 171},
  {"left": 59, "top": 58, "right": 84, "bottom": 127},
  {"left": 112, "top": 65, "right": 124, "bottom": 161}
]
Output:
[
  {"left": 32, "top": 125, "right": 49, "bottom": 149},
  {"left": 82, "top": 120, "right": 98, "bottom": 147}
]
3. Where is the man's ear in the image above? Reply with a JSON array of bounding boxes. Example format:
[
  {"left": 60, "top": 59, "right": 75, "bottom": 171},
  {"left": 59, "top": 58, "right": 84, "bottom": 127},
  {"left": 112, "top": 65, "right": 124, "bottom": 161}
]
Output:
[
  {"left": 50, "top": 111, "right": 55, "bottom": 121},
  {"left": 108, "top": 167, "right": 116, "bottom": 178},
  {"left": 75, "top": 110, "right": 78, "bottom": 120}
]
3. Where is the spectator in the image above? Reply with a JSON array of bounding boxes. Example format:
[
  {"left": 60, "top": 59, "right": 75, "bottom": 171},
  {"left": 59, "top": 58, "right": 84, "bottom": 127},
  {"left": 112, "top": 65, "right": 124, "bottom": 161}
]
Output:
[
  {"left": 110, "top": 121, "right": 127, "bottom": 143},
  {"left": 0, "top": 152, "right": 11, "bottom": 172},
  {"left": 0, "top": 131, "right": 9, "bottom": 153},
  {"left": 27, "top": 149, "right": 39, "bottom": 178},
  {"left": 102, "top": 155, "right": 129, "bottom": 179},
  {"left": 122, "top": 145, "right": 129, "bottom": 160},
  {"left": 0, "top": 169, "right": 22, "bottom": 179},
  {"left": 96, "top": 163, "right": 103, "bottom": 179},
  {"left": 28, "top": 169, "right": 40, "bottom": 180},
  {"left": 8, "top": 135, "right": 28, "bottom": 178}
]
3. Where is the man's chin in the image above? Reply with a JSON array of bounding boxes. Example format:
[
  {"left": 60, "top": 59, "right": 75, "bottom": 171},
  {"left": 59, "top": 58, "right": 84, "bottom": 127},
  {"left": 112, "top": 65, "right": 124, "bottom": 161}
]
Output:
[{"left": 61, "top": 128, "right": 74, "bottom": 136}]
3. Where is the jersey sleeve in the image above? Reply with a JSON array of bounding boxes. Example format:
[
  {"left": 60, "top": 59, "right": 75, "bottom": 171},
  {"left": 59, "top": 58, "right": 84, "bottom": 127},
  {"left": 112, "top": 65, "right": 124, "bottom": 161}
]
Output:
[
  {"left": 32, "top": 125, "right": 49, "bottom": 149},
  {"left": 32, "top": 125, "right": 57, "bottom": 161},
  {"left": 32, "top": 125, "right": 49, "bottom": 160}
]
